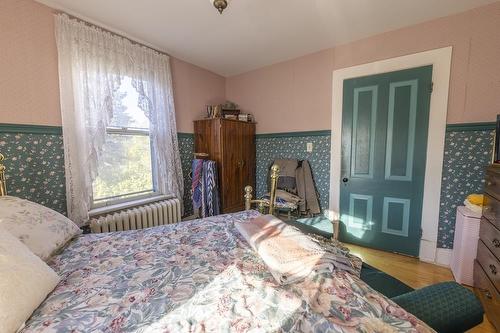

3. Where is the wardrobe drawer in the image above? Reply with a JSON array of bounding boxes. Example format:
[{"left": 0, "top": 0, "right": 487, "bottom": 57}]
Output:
[
  {"left": 477, "top": 240, "right": 500, "bottom": 292},
  {"left": 485, "top": 169, "right": 500, "bottom": 201},
  {"left": 482, "top": 193, "right": 500, "bottom": 230},
  {"left": 474, "top": 260, "right": 500, "bottom": 330},
  {"left": 480, "top": 218, "right": 500, "bottom": 259}
]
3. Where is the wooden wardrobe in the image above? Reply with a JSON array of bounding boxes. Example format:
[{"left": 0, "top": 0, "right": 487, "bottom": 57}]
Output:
[{"left": 194, "top": 118, "right": 256, "bottom": 213}]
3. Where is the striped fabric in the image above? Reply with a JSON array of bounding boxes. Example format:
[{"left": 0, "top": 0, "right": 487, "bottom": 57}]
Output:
[
  {"left": 203, "top": 161, "right": 220, "bottom": 217},
  {"left": 192, "top": 159, "right": 204, "bottom": 212},
  {"left": 192, "top": 159, "right": 220, "bottom": 217}
]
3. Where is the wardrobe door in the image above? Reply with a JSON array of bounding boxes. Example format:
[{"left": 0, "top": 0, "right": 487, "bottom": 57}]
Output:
[
  {"left": 193, "top": 119, "right": 221, "bottom": 164},
  {"left": 220, "top": 120, "right": 254, "bottom": 213}
]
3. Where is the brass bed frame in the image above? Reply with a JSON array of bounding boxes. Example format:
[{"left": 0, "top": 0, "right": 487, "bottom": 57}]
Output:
[
  {"left": 244, "top": 164, "right": 279, "bottom": 215},
  {"left": 0, "top": 153, "right": 6, "bottom": 197}
]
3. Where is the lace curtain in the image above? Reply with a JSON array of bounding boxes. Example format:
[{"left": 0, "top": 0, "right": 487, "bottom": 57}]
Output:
[{"left": 55, "top": 14, "right": 183, "bottom": 225}]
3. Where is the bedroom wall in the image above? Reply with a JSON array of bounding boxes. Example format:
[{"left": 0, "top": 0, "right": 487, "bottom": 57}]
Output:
[
  {"left": 0, "top": 0, "right": 224, "bottom": 216},
  {"left": 1, "top": 0, "right": 498, "bottom": 250},
  {"left": 0, "top": 0, "right": 226, "bottom": 131},
  {"left": 226, "top": 2, "right": 500, "bottom": 133},
  {"left": 226, "top": 2, "right": 500, "bottom": 249}
]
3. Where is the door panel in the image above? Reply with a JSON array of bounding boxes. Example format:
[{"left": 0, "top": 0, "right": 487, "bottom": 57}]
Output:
[
  {"left": 385, "top": 80, "right": 418, "bottom": 181},
  {"left": 339, "top": 65, "right": 433, "bottom": 256},
  {"left": 382, "top": 197, "right": 410, "bottom": 237},
  {"left": 348, "top": 194, "right": 373, "bottom": 230},
  {"left": 352, "top": 86, "right": 377, "bottom": 178}
]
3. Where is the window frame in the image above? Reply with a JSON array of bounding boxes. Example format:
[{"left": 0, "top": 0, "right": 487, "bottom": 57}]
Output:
[{"left": 90, "top": 125, "right": 160, "bottom": 209}]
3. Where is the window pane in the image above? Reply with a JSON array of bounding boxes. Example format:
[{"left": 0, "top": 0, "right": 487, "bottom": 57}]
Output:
[
  {"left": 110, "top": 77, "right": 150, "bottom": 129},
  {"left": 93, "top": 134, "right": 154, "bottom": 202}
]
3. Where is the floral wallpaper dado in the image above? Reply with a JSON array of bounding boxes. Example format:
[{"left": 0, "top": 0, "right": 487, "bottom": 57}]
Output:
[
  {"left": 0, "top": 132, "right": 67, "bottom": 215},
  {"left": 437, "top": 129, "right": 494, "bottom": 248},
  {"left": 0, "top": 125, "right": 494, "bottom": 249},
  {"left": 177, "top": 134, "right": 194, "bottom": 216},
  {"left": 0, "top": 129, "right": 196, "bottom": 218}
]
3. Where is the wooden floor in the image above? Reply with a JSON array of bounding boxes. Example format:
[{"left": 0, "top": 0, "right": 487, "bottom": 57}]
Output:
[{"left": 345, "top": 243, "right": 497, "bottom": 333}]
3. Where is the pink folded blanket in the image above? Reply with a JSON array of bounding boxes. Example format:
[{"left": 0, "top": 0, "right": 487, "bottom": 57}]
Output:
[{"left": 235, "top": 215, "right": 357, "bottom": 285}]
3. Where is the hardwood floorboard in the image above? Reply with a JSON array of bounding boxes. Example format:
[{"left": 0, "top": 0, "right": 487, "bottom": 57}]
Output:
[{"left": 345, "top": 243, "right": 497, "bottom": 333}]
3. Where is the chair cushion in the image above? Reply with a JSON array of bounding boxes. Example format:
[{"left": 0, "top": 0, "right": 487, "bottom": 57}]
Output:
[{"left": 392, "top": 281, "right": 484, "bottom": 333}]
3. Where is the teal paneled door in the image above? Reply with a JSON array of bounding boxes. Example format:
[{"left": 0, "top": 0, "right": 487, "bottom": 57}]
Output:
[{"left": 339, "top": 66, "right": 433, "bottom": 256}]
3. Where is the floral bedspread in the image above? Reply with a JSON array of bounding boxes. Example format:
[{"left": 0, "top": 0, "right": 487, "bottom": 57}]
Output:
[{"left": 22, "top": 211, "right": 433, "bottom": 333}]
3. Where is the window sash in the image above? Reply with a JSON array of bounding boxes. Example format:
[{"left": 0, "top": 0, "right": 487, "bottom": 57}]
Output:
[
  {"left": 106, "top": 126, "right": 149, "bottom": 136},
  {"left": 91, "top": 126, "right": 157, "bottom": 208},
  {"left": 92, "top": 190, "right": 160, "bottom": 209}
]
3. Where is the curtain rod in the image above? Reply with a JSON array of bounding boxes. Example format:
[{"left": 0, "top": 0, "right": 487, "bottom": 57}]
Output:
[{"left": 55, "top": 11, "right": 172, "bottom": 58}]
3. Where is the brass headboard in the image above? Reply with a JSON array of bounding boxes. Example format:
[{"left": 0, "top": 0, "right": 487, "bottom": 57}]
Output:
[
  {"left": 244, "top": 164, "right": 279, "bottom": 215},
  {"left": 0, "top": 153, "right": 7, "bottom": 196}
]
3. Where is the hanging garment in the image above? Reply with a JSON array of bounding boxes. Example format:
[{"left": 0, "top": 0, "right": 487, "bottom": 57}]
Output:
[
  {"left": 273, "top": 159, "right": 299, "bottom": 193},
  {"left": 296, "top": 160, "right": 321, "bottom": 215},
  {"left": 192, "top": 159, "right": 220, "bottom": 218},
  {"left": 203, "top": 160, "right": 220, "bottom": 217},
  {"left": 192, "top": 159, "right": 204, "bottom": 213}
]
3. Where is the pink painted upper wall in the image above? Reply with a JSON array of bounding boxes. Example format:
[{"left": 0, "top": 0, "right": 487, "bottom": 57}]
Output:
[
  {"left": 0, "top": 0, "right": 61, "bottom": 126},
  {"left": 0, "top": 0, "right": 225, "bottom": 133},
  {"left": 2, "top": 0, "right": 499, "bottom": 134},
  {"left": 170, "top": 57, "right": 225, "bottom": 132},
  {"left": 226, "top": 2, "right": 500, "bottom": 133}
]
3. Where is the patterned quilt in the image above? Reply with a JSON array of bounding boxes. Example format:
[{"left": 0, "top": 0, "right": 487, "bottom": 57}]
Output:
[{"left": 22, "top": 211, "right": 433, "bottom": 333}]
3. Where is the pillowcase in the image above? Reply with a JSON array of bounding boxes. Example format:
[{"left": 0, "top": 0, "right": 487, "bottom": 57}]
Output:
[
  {"left": 0, "top": 228, "right": 61, "bottom": 333},
  {"left": 0, "top": 196, "right": 81, "bottom": 261}
]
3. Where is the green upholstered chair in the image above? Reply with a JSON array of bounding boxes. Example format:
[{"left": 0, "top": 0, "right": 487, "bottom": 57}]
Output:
[{"left": 392, "top": 282, "right": 484, "bottom": 333}]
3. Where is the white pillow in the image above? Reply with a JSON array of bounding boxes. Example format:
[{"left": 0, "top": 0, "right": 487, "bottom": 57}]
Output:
[
  {"left": 0, "top": 196, "right": 81, "bottom": 261},
  {"left": 0, "top": 228, "right": 60, "bottom": 333}
]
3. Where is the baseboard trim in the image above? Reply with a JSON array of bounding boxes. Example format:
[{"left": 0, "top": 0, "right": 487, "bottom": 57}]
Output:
[
  {"left": 435, "top": 248, "right": 452, "bottom": 267},
  {"left": 419, "top": 239, "right": 437, "bottom": 263}
]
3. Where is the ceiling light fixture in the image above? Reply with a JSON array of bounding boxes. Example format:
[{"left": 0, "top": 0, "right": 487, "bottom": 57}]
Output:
[{"left": 212, "top": 0, "right": 229, "bottom": 14}]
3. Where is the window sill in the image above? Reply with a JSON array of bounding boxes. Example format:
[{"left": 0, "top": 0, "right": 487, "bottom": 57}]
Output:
[{"left": 88, "top": 194, "right": 174, "bottom": 218}]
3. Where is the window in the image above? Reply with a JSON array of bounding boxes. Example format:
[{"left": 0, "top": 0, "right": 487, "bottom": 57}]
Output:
[{"left": 92, "top": 77, "right": 157, "bottom": 207}]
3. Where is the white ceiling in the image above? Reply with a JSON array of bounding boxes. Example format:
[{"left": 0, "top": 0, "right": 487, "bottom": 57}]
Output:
[{"left": 36, "top": 0, "right": 497, "bottom": 76}]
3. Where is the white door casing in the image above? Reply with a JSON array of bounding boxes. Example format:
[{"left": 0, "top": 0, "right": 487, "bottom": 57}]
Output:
[{"left": 328, "top": 47, "right": 452, "bottom": 264}]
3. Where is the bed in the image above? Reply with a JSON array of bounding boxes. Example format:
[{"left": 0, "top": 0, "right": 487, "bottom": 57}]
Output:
[{"left": 0, "top": 154, "right": 433, "bottom": 332}]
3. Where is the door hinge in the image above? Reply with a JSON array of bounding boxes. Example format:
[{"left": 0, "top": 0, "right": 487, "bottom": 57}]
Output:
[
  {"left": 429, "top": 82, "right": 434, "bottom": 93},
  {"left": 419, "top": 228, "right": 423, "bottom": 238}
]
